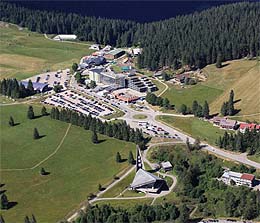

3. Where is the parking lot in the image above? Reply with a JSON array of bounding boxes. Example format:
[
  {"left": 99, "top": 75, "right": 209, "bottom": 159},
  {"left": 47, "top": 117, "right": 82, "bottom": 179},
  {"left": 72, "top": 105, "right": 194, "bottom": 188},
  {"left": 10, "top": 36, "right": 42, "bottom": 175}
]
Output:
[
  {"left": 43, "top": 90, "right": 115, "bottom": 117},
  {"left": 23, "top": 69, "right": 70, "bottom": 89},
  {"left": 138, "top": 121, "right": 178, "bottom": 139}
]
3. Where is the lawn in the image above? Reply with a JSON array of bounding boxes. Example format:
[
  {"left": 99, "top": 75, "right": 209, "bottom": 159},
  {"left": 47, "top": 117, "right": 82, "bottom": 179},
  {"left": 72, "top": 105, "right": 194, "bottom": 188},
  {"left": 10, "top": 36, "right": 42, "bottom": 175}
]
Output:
[
  {"left": 162, "top": 83, "right": 222, "bottom": 109},
  {"left": 157, "top": 115, "right": 228, "bottom": 145},
  {"left": 132, "top": 114, "right": 147, "bottom": 120},
  {"left": 0, "top": 104, "right": 135, "bottom": 223},
  {"left": 0, "top": 22, "right": 93, "bottom": 80}
]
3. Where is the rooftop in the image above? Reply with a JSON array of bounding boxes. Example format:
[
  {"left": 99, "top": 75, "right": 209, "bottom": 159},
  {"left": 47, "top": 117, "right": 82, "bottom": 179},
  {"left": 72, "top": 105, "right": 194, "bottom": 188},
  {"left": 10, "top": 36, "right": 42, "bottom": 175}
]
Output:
[
  {"left": 131, "top": 169, "right": 163, "bottom": 188},
  {"left": 241, "top": 173, "right": 255, "bottom": 181},
  {"left": 161, "top": 161, "right": 172, "bottom": 169},
  {"left": 107, "top": 49, "right": 125, "bottom": 56}
]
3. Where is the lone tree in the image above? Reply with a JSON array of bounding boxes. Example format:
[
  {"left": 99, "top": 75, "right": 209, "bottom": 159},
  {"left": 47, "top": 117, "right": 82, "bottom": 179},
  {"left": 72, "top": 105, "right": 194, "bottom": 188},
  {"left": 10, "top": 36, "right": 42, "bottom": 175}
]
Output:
[
  {"left": 128, "top": 151, "right": 135, "bottom": 165},
  {"left": 31, "top": 214, "right": 37, "bottom": 223},
  {"left": 40, "top": 167, "right": 47, "bottom": 176},
  {"left": 27, "top": 105, "right": 35, "bottom": 119},
  {"left": 116, "top": 152, "right": 122, "bottom": 163},
  {"left": 33, "top": 128, "right": 40, "bottom": 140},
  {"left": 228, "top": 89, "right": 235, "bottom": 116},
  {"left": 216, "top": 54, "right": 222, "bottom": 68},
  {"left": 98, "top": 184, "right": 102, "bottom": 191},
  {"left": 91, "top": 131, "right": 98, "bottom": 144},
  {"left": 72, "top": 63, "right": 78, "bottom": 72},
  {"left": 194, "top": 138, "right": 201, "bottom": 150},
  {"left": 186, "top": 137, "right": 192, "bottom": 152},
  {"left": 203, "top": 101, "right": 210, "bottom": 119},
  {"left": 0, "top": 193, "right": 8, "bottom": 210},
  {"left": 8, "top": 116, "right": 14, "bottom": 126},
  {"left": 24, "top": 216, "right": 30, "bottom": 223},
  {"left": 41, "top": 106, "right": 47, "bottom": 116},
  {"left": 179, "top": 104, "right": 187, "bottom": 115}
]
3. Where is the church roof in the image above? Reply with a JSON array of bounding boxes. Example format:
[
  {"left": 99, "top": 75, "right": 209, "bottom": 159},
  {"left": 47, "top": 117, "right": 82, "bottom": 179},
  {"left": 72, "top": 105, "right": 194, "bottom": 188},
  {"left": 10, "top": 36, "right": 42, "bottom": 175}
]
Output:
[{"left": 131, "top": 169, "right": 163, "bottom": 188}]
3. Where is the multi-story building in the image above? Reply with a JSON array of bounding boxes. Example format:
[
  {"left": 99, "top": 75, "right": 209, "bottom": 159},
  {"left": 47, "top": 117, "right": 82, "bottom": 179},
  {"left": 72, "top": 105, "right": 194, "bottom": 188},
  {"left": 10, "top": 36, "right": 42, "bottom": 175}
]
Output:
[
  {"left": 220, "top": 170, "right": 255, "bottom": 187},
  {"left": 128, "top": 76, "right": 157, "bottom": 93}
]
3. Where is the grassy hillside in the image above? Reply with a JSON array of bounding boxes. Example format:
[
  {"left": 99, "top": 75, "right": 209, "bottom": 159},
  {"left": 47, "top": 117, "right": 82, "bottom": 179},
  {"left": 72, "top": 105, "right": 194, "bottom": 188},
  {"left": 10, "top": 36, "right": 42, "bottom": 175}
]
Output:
[
  {"left": 162, "top": 59, "right": 260, "bottom": 122},
  {"left": 0, "top": 22, "right": 93, "bottom": 80},
  {"left": 204, "top": 59, "right": 260, "bottom": 121},
  {"left": 0, "top": 104, "right": 135, "bottom": 222}
]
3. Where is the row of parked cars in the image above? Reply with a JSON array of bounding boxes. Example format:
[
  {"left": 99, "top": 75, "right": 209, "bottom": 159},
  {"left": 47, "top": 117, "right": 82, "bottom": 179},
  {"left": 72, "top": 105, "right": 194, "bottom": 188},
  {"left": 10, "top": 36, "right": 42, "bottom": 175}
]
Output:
[
  {"left": 43, "top": 90, "right": 115, "bottom": 117},
  {"left": 138, "top": 121, "right": 176, "bottom": 138}
]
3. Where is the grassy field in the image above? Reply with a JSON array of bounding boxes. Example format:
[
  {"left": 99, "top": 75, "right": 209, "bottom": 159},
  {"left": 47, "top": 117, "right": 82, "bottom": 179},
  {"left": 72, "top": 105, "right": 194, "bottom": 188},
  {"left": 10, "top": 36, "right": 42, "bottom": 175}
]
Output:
[
  {"left": 0, "top": 104, "right": 135, "bottom": 223},
  {"left": 157, "top": 115, "right": 229, "bottom": 145},
  {"left": 163, "top": 84, "right": 223, "bottom": 110},
  {"left": 248, "top": 154, "right": 260, "bottom": 163},
  {"left": 162, "top": 59, "right": 260, "bottom": 121},
  {"left": 0, "top": 22, "right": 93, "bottom": 80}
]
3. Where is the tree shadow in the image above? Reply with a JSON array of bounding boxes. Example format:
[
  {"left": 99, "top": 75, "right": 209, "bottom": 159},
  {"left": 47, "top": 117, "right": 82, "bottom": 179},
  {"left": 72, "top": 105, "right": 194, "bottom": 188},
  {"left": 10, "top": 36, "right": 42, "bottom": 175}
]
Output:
[
  {"left": 190, "top": 218, "right": 204, "bottom": 223},
  {"left": 233, "top": 99, "right": 241, "bottom": 104},
  {"left": 120, "top": 158, "right": 127, "bottom": 163},
  {"left": 233, "top": 109, "right": 241, "bottom": 116},
  {"left": 13, "top": 122, "right": 20, "bottom": 126},
  {"left": 41, "top": 171, "right": 50, "bottom": 176},
  {"left": 0, "top": 190, "right": 6, "bottom": 195},
  {"left": 38, "top": 135, "right": 46, "bottom": 139},
  {"left": 7, "top": 201, "right": 18, "bottom": 210},
  {"left": 0, "top": 183, "right": 5, "bottom": 188},
  {"left": 209, "top": 113, "right": 219, "bottom": 119},
  {"left": 221, "top": 63, "right": 230, "bottom": 68},
  {"left": 98, "top": 139, "right": 106, "bottom": 144}
]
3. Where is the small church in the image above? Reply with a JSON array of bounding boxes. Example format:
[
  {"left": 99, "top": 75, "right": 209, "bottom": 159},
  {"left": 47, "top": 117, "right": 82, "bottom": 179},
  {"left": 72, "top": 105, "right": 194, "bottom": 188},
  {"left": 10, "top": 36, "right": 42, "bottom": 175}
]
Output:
[{"left": 129, "top": 146, "right": 166, "bottom": 193}]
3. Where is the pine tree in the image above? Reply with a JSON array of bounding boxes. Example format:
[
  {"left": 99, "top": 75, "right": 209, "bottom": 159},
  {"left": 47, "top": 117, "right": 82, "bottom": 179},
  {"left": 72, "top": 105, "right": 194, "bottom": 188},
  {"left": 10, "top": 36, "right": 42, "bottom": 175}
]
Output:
[
  {"left": 192, "top": 100, "right": 199, "bottom": 116},
  {"left": 163, "top": 98, "right": 170, "bottom": 109},
  {"left": 33, "top": 128, "right": 40, "bottom": 139},
  {"left": 179, "top": 104, "right": 187, "bottom": 115},
  {"left": 116, "top": 152, "right": 122, "bottom": 163},
  {"left": 128, "top": 151, "right": 135, "bottom": 165},
  {"left": 24, "top": 216, "right": 30, "bottom": 223},
  {"left": 221, "top": 102, "right": 228, "bottom": 116},
  {"left": 27, "top": 105, "right": 35, "bottom": 119},
  {"left": 216, "top": 54, "right": 222, "bottom": 68},
  {"left": 72, "top": 63, "right": 78, "bottom": 72},
  {"left": 27, "top": 79, "right": 35, "bottom": 94},
  {"left": 228, "top": 90, "right": 235, "bottom": 116},
  {"left": 0, "top": 194, "right": 8, "bottom": 210},
  {"left": 41, "top": 106, "right": 47, "bottom": 116},
  {"left": 31, "top": 214, "right": 37, "bottom": 223},
  {"left": 203, "top": 101, "right": 210, "bottom": 119},
  {"left": 91, "top": 131, "right": 98, "bottom": 144},
  {"left": 8, "top": 116, "right": 14, "bottom": 126},
  {"left": 98, "top": 184, "right": 102, "bottom": 191},
  {"left": 40, "top": 167, "right": 46, "bottom": 175}
]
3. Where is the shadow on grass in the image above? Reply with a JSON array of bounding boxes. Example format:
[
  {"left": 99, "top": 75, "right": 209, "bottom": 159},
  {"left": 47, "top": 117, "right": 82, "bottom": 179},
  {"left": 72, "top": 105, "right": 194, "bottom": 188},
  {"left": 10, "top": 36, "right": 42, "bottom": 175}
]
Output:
[
  {"left": 233, "top": 109, "right": 241, "bottom": 116},
  {"left": 13, "top": 122, "right": 20, "bottom": 126},
  {"left": 0, "top": 183, "right": 5, "bottom": 188},
  {"left": 0, "top": 190, "right": 6, "bottom": 195},
  {"left": 7, "top": 201, "right": 18, "bottom": 210},
  {"left": 98, "top": 139, "right": 106, "bottom": 144},
  {"left": 38, "top": 134, "right": 46, "bottom": 139},
  {"left": 234, "top": 99, "right": 241, "bottom": 104},
  {"left": 221, "top": 63, "right": 230, "bottom": 68}
]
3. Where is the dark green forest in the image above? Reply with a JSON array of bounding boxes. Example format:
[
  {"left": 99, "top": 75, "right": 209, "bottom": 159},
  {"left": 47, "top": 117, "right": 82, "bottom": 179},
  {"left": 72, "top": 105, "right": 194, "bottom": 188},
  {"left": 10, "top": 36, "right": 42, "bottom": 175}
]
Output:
[{"left": 0, "top": 1, "right": 259, "bottom": 70}]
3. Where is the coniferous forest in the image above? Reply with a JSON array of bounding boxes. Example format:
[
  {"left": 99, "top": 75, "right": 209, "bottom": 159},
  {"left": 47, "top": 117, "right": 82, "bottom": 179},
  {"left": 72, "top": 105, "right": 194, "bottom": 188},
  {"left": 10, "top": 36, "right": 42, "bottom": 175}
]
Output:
[{"left": 0, "top": 1, "right": 259, "bottom": 70}]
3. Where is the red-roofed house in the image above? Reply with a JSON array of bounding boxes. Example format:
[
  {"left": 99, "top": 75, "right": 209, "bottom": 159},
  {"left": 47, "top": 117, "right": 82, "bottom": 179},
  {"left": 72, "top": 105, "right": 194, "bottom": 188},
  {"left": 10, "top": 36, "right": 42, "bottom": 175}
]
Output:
[
  {"left": 239, "top": 123, "right": 260, "bottom": 133},
  {"left": 240, "top": 173, "right": 255, "bottom": 187}
]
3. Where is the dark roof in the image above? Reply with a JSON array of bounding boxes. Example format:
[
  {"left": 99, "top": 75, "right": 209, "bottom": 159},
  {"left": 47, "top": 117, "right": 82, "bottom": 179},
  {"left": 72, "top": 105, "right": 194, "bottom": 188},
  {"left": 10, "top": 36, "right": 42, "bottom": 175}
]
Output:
[{"left": 21, "top": 81, "right": 48, "bottom": 91}]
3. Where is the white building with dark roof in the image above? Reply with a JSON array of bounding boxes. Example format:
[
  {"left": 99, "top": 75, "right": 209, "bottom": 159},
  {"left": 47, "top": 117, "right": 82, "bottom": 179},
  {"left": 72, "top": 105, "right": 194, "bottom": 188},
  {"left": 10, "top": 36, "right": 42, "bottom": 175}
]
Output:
[{"left": 161, "top": 161, "right": 173, "bottom": 172}]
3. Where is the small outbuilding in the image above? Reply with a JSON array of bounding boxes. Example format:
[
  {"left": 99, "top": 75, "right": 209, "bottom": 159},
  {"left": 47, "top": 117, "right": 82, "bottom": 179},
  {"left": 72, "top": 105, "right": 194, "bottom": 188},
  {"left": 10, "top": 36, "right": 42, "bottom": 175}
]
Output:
[
  {"left": 53, "top": 35, "right": 77, "bottom": 41},
  {"left": 161, "top": 161, "right": 173, "bottom": 172}
]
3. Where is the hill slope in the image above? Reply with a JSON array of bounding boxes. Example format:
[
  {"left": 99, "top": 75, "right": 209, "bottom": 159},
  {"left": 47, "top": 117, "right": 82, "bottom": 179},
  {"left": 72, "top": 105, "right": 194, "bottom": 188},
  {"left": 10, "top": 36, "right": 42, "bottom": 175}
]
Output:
[{"left": 204, "top": 59, "right": 260, "bottom": 121}]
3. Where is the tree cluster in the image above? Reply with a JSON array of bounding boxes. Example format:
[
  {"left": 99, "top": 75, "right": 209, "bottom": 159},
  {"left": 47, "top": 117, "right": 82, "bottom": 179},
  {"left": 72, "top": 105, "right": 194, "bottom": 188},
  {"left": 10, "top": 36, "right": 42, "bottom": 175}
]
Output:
[
  {"left": 179, "top": 100, "right": 210, "bottom": 118},
  {"left": 77, "top": 203, "right": 186, "bottom": 223},
  {"left": 216, "top": 130, "right": 260, "bottom": 155},
  {"left": 0, "top": 78, "right": 35, "bottom": 99},
  {"left": 150, "top": 145, "right": 259, "bottom": 220},
  {"left": 145, "top": 92, "right": 172, "bottom": 109},
  {"left": 1, "top": 2, "right": 259, "bottom": 70},
  {"left": 221, "top": 90, "right": 235, "bottom": 116},
  {"left": 50, "top": 107, "right": 145, "bottom": 144}
]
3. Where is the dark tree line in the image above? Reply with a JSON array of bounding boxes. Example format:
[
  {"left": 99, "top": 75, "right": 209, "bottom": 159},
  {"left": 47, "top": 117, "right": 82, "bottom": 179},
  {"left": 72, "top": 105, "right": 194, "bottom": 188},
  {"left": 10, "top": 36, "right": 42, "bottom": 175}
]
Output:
[
  {"left": 0, "top": 78, "right": 35, "bottom": 99},
  {"left": 145, "top": 92, "right": 172, "bottom": 109},
  {"left": 216, "top": 130, "right": 260, "bottom": 155},
  {"left": 50, "top": 107, "right": 144, "bottom": 144},
  {"left": 1, "top": 2, "right": 259, "bottom": 70},
  {"left": 76, "top": 203, "right": 189, "bottom": 223},
  {"left": 179, "top": 100, "right": 210, "bottom": 118}
]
